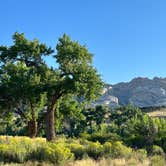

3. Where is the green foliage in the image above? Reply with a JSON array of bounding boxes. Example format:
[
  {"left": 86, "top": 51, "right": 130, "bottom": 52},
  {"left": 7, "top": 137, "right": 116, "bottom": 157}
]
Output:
[
  {"left": 108, "top": 105, "right": 166, "bottom": 153},
  {"left": 0, "top": 32, "right": 103, "bottom": 141},
  {"left": 123, "top": 114, "right": 158, "bottom": 147},
  {"left": 0, "top": 136, "right": 73, "bottom": 164},
  {"left": 151, "top": 145, "right": 165, "bottom": 156},
  {"left": 85, "top": 141, "right": 104, "bottom": 159},
  {"left": 110, "top": 141, "right": 132, "bottom": 158},
  {"left": 67, "top": 140, "right": 133, "bottom": 160},
  {"left": 0, "top": 136, "right": 42, "bottom": 163},
  {"left": 30, "top": 143, "right": 74, "bottom": 164},
  {"left": 0, "top": 136, "right": 165, "bottom": 165},
  {"left": 55, "top": 34, "right": 103, "bottom": 101},
  {"left": 133, "top": 149, "right": 147, "bottom": 162},
  {"left": 57, "top": 95, "right": 85, "bottom": 136},
  {"left": 67, "top": 143, "right": 86, "bottom": 159},
  {"left": 110, "top": 105, "right": 143, "bottom": 126},
  {"left": 103, "top": 142, "right": 112, "bottom": 157},
  {"left": 87, "top": 132, "right": 121, "bottom": 144}
]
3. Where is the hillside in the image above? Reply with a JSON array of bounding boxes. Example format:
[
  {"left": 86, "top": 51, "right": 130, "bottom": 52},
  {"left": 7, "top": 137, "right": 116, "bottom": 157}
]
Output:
[{"left": 95, "top": 77, "right": 166, "bottom": 108}]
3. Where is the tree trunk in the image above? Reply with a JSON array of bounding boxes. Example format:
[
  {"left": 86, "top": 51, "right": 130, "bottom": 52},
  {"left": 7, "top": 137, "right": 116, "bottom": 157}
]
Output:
[
  {"left": 46, "top": 108, "right": 55, "bottom": 141},
  {"left": 45, "top": 93, "right": 62, "bottom": 141},
  {"left": 28, "top": 119, "right": 37, "bottom": 138},
  {"left": 28, "top": 101, "right": 37, "bottom": 138}
]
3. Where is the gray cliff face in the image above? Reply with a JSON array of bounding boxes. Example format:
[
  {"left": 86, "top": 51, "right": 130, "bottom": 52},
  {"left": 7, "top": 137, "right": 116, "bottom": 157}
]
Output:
[
  {"left": 92, "top": 85, "right": 119, "bottom": 108},
  {"left": 95, "top": 77, "right": 166, "bottom": 108}
]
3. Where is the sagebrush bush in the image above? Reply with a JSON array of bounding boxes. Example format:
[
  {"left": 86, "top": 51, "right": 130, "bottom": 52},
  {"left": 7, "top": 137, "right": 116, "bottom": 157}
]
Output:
[
  {"left": 0, "top": 136, "right": 165, "bottom": 165},
  {"left": 151, "top": 145, "right": 165, "bottom": 156},
  {"left": 110, "top": 141, "right": 132, "bottom": 158},
  {"left": 0, "top": 136, "right": 43, "bottom": 163},
  {"left": 85, "top": 141, "right": 104, "bottom": 159},
  {"left": 103, "top": 142, "right": 112, "bottom": 157},
  {"left": 67, "top": 143, "right": 86, "bottom": 160},
  {"left": 135, "top": 149, "right": 147, "bottom": 162},
  {"left": 0, "top": 136, "right": 74, "bottom": 164},
  {"left": 30, "top": 143, "right": 74, "bottom": 164}
]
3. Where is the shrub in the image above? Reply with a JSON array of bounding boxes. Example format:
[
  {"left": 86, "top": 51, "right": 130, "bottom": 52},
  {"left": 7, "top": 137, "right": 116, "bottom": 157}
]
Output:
[
  {"left": 0, "top": 137, "right": 39, "bottom": 163},
  {"left": 85, "top": 142, "right": 104, "bottom": 159},
  {"left": 79, "top": 132, "right": 90, "bottom": 140},
  {"left": 111, "top": 141, "right": 132, "bottom": 158},
  {"left": 0, "top": 136, "right": 74, "bottom": 164},
  {"left": 30, "top": 143, "right": 74, "bottom": 164},
  {"left": 0, "top": 144, "right": 27, "bottom": 163},
  {"left": 151, "top": 145, "right": 165, "bottom": 156},
  {"left": 133, "top": 149, "right": 147, "bottom": 162},
  {"left": 88, "top": 133, "right": 121, "bottom": 144},
  {"left": 67, "top": 143, "right": 86, "bottom": 159},
  {"left": 103, "top": 142, "right": 112, "bottom": 157}
]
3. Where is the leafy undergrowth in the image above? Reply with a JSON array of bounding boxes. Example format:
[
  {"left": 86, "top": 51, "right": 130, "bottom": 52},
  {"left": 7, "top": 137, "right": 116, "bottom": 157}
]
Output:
[{"left": 0, "top": 136, "right": 165, "bottom": 166}]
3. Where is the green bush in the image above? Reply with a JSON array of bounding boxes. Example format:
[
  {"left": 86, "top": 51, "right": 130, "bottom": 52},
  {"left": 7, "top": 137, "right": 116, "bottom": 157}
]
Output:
[
  {"left": 111, "top": 141, "right": 132, "bottom": 158},
  {"left": 0, "top": 144, "right": 27, "bottom": 163},
  {"left": 88, "top": 133, "right": 121, "bottom": 144},
  {"left": 0, "top": 136, "right": 74, "bottom": 164},
  {"left": 134, "top": 149, "right": 147, "bottom": 162},
  {"left": 0, "top": 137, "right": 38, "bottom": 163},
  {"left": 0, "top": 136, "right": 165, "bottom": 165},
  {"left": 151, "top": 145, "right": 165, "bottom": 156},
  {"left": 103, "top": 142, "right": 112, "bottom": 157},
  {"left": 79, "top": 132, "right": 90, "bottom": 140},
  {"left": 85, "top": 142, "right": 104, "bottom": 159},
  {"left": 67, "top": 143, "right": 86, "bottom": 159},
  {"left": 30, "top": 143, "right": 74, "bottom": 164}
]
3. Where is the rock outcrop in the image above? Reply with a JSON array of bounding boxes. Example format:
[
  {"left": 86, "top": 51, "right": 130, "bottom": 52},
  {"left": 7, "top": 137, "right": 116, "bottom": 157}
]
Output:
[{"left": 93, "top": 84, "right": 119, "bottom": 108}]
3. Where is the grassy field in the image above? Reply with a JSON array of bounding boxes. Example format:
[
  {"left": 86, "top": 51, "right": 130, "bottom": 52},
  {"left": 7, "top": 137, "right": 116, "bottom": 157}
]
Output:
[
  {"left": 146, "top": 108, "right": 166, "bottom": 118},
  {"left": 141, "top": 106, "right": 166, "bottom": 118}
]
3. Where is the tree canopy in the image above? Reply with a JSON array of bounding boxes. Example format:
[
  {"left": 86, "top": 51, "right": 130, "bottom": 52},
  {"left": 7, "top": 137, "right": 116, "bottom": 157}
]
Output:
[{"left": 0, "top": 32, "right": 103, "bottom": 141}]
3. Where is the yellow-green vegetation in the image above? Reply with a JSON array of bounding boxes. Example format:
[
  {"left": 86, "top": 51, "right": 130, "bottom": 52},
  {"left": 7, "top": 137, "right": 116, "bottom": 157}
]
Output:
[
  {"left": 0, "top": 136, "right": 73, "bottom": 165},
  {"left": 0, "top": 136, "right": 165, "bottom": 165}
]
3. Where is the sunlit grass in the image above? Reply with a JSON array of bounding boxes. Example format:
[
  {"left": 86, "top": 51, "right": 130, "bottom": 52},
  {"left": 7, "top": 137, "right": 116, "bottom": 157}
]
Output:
[{"left": 147, "top": 110, "right": 166, "bottom": 118}]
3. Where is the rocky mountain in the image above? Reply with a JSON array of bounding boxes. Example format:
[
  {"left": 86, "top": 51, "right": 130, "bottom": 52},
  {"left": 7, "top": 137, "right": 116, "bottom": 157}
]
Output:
[
  {"left": 95, "top": 77, "right": 166, "bottom": 108},
  {"left": 92, "top": 85, "right": 119, "bottom": 108}
]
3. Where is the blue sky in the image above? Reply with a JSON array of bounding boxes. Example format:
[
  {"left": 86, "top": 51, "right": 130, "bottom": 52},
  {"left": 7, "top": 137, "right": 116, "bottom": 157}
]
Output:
[{"left": 0, "top": 0, "right": 165, "bottom": 84}]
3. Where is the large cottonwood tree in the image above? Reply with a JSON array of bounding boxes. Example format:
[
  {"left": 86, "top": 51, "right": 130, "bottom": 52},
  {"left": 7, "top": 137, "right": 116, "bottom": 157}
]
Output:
[{"left": 0, "top": 33, "right": 103, "bottom": 141}]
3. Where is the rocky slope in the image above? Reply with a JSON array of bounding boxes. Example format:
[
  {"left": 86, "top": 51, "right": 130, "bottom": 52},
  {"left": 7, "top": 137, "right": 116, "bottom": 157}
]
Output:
[
  {"left": 92, "top": 85, "right": 119, "bottom": 108},
  {"left": 95, "top": 77, "right": 166, "bottom": 108}
]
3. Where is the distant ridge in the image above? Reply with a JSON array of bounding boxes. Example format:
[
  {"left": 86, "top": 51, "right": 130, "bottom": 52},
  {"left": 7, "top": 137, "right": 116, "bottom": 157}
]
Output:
[{"left": 94, "top": 77, "right": 166, "bottom": 108}]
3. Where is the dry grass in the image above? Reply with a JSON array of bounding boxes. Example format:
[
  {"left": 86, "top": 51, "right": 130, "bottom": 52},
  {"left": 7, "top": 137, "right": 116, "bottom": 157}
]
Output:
[
  {"left": 147, "top": 110, "right": 166, "bottom": 118},
  {"left": 67, "top": 158, "right": 150, "bottom": 166},
  {"left": 1, "top": 157, "right": 165, "bottom": 166}
]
